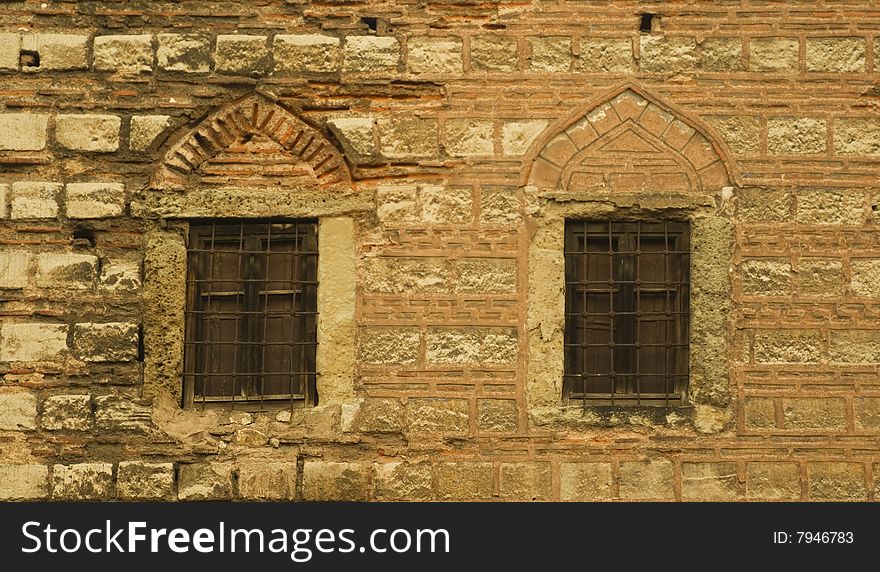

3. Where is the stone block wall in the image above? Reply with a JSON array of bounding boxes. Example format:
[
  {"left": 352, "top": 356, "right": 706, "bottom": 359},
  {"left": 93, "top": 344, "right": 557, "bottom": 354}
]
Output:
[{"left": 1, "top": 1, "right": 880, "bottom": 501}]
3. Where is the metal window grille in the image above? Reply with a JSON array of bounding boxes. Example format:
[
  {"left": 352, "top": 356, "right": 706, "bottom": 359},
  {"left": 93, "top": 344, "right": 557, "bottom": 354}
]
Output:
[
  {"left": 183, "top": 220, "right": 318, "bottom": 409},
  {"left": 563, "top": 220, "right": 690, "bottom": 407}
]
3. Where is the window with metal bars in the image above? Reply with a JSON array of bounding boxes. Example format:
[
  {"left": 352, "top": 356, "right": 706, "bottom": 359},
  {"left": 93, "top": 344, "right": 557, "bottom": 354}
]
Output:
[
  {"left": 563, "top": 220, "right": 690, "bottom": 406},
  {"left": 183, "top": 220, "right": 318, "bottom": 409}
]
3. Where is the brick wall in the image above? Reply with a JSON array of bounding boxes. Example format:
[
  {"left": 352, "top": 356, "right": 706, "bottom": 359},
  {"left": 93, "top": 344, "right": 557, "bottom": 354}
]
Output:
[{"left": 1, "top": 1, "right": 879, "bottom": 501}]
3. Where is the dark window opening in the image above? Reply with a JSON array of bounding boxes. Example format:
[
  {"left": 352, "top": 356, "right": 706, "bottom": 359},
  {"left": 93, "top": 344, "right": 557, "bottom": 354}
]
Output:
[
  {"left": 20, "top": 50, "right": 39, "bottom": 67},
  {"left": 563, "top": 220, "right": 690, "bottom": 407},
  {"left": 361, "top": 17, "right": 379, "bottom": 32},
  {"left": 639, "top": 13, "right": 655, "bottom": 33},
  {"left": 184, "top": 220, "right": 319, "bottom": 409}
]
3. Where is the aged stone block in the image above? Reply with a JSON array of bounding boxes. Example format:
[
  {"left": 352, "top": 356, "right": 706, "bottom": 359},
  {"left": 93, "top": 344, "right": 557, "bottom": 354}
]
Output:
[
  {"left": 834, "top": 118, "right": 880, "bottom": 155},
  {"left": 0, "top": 323, "right": 68, "bottom": 362},
  {"left": 735, "top": 188, "right": 792, "bottom": 222},
  {"left": 302, "top": 461, "right": 370, "bottom": 501},
  {"left": 0, "top": 390, "right": 37, "bottom": 431},
  {"left": 274, "top": 34, "right": 339, "bottom": 72},
  {"left": 10, "top": 181, "right": 61, "bottom": 219},
  {"left": 35, "top": 253, "right": 98, "bottom": 289},
  {"left": 66, "top": 182, "right": 125, "bottom": 219},
  {"left": 215, "top": 34, "right": 269, "bottom": 74},
  {"left": 851, "top": 259, "right": 880, "bottom": 297},
  {"left": 42, "top": 395, "right": 92, "bottom": 431},
  {"left": 361, "top": 257, "right": 450, "bottom": 294},
  {"left": 739, "top": 258, "right": 791, "bottom": 296},
  {"left": 0, "top": 251, "right": 30, "bottom": 289},
  {"left": 501, "top": 119, "right": 548, "bottom": 155},
  {"left": 767, "top": 118, "right": 826, "bottom": 154},
  {"left": 700, "top": 37, "right": 743, "bottom": 71},
  {"left": 378, "top": 115, "right": 439, "bottom": 158},
  {"left": 806, "top": 37, "right": 866, "bottom": 72},
  {"left": 342, "top": 398, "right": 403, "bottom": 433},
  {"left": 796, "top": 189, "right": 864, "bottom": 225},
  {"left": 753, "top": 330, "right": 821, "bottom": 363},
  {"left": 808, "top": 462, "right": 866, "bottom": 501},
  {"left": 343, "top": 36, "right": 399, "bottom": 72},
  {"left": 130, "top": 115, "right": 172, "bottom": 152},
  {"left": 0, "top": 33, "right": 19, "bottom": 70},
  {"left": 499, "top": 462, "right": 551, "bottom": 501},
  {"left": 426, "top": 327, "right": 518, "bottom": 365},
  {"left": 746, "top": 462, "right": 801, "bottom": 500},
  {"left": 178, "top": 462, "right": 234, "bottom": 500},
  {"left": 73, "top": 322, "right": 139, "bottom": 362},
  {"left": 22, "top": 34, "right": 87, "bottom": 70},
  {"left": 420, "top": 186, "right": 472, "bottom": 223},
  {"left": 854, "top": 397, "right": 880, "bottom": 430},
  {"left": 456, "top": 258, "right": 517, "bottom": 293},
  {"left": 445, "top": 118, "right": 493, "bottom": 156},
  {"left": 560, "top": 462, "right": 612, "bottom": 501},
  {"left": 0, "top": 114, "right": 49, "bottom": 151},
  {"left": 52, "top": 463, "right": 113, "bottom": 500},
  {"left": 480, "top": 187, "right": 522, "bottom": 225},
  {"left": 55, "top": 115, "right": 121, "bottom": 152},
  {"left": 327, "top": 117, "right": 375, "bottom": 159},
  {"left": 99, "top": 258, "right": 142, "bottom": 291},
  {"left": 798, "top": 258, "right": 844, "bottom": 296},
  {"left": 829, "top": 330, "right": 880, "bottom": 363},
  {"left": 117, "top": 462, "right": 174, "bottom": 500},
  {"left": 375, "top": 461, "right": 433, "bottom": 501},
  {"left": 470, "top": 35, "right": 517, "bottom": 72},
  {"left": 618, "top": 460, "right": 674, "bottom": 500},
  {"left": 157, "top": 34, "right": 211, "bottom": 73},
  {"left": 476, "top": 399, "right": 517, "bottom": 433},
  {"left": 528, "top": 36, "right": 570, "bottom": 72},
  {"left": 0, "top": 465, "right": 49, "bottom": 500},
  {"left": 407, "top": 398, "right": 469, "bottom": 433},
  {"left": 437, "top": 462, "right": 493, "bottom": 500},
  {"left": 0, "top": 184, "right": 6, "bottom": 218},
  {"left": 681, "top": 462, "right": 740, "bottom": 501},
  {"left": 577, "top": 37, "right": 634, "bottom": 72},
  {"left": 408, "top": 36, "right": 462, "bottom": 73},
  {"left": 237, "top": 461, "right": 296, "bottom": 500},
  {"left": 93, "top": 35, "right": 153, "bottom": 73},
  {"left": 749, "top": 37, "right": 799, "bottom": 71},
  {"left": 705, "top": 116, "right": 760, "bottom": 155},
  {"left": 375, "top": 184, "right": 418, "bottom": 222},
  {"left": 94, "top": 395, "right": 153, "bottom": 433},
  {"left": 640, "top": 36, "right": 697, "bottom": 73},
  {"left": 359, "top": 327, "right": 420, "bottom": 364}
]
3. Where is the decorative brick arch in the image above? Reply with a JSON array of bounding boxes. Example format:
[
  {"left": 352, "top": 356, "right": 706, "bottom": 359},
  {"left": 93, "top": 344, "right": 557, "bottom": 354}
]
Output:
[
  {"left": 151, "top": 91, "right": 351, "bottom": 191},
  {"left": 523, "top": 86, "right": 734, "bottom": 193}
]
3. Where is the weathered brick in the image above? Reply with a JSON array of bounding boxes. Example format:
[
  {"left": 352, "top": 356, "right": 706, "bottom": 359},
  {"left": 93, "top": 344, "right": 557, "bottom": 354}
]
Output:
[
  {"left": 66, "top": 182, "right": 125, "bottom": 219},
  {"left": 0, "top": 251, "right": 30, "bottom": 289},
  {"left": 10, "top": 181, "right": 61, "bottom": 219},
  {"left": 117, "top": 462, "right": 174, "bottom": 500},
  {"left": 476, "top": 399, "right": 517, "bottom": 433},
  {"left": 426, "top": 327, "right": 518, "bottom": 365},
  {"left": 618, "top": 459, "right": 674, "bottom": 500},
  {"left": 237, "top": 461, "right": 296, "bottom": 500},
  {"left": 753, "top": 330, "right": 822, "bottom": 363},
  {"left": 834, "top": 118, "right": 880, "bottom": 156},
  {"left": 36, "top": 253, "right": 98, "bottom": 289},
  {"left": 22, "top": 34, "right": 87, "bottom": 70},
  {"left": 560, "top": 462, "right": 613, "bottom": 501},
  {"left": 407, "top": 398, "right": 469, "bottom": 433},
  {"left": 854, "top": 397, "right": 880, "bottom": 430},
  {"left": 0, "top": 465, "right": 48, "bottom": 500},
  {"left": 178, "top": 462, "right": 234, "bottom": 500},
  {"left": 739, "top": 258, "right": 791, "bottom": 296},
  {"left": 130, "top": 115, "right": 172, "bottom": 152},
  {"left": 681, "top": 462, "right": 740, "bottom": 501},
  {"left": 214, "top": 35, "right": 269, "bottom": 74},
  {"left": 577, "top": 37, "right": 634, "bottom": 72},
  {"left": 470, "top": 35, "right": 517, "bottom": 72},
  {"left": 374, "top": 461, "right": 433, "bottom": 501},
  {"left": 783, "top": 398, "right": 846, "bottom": 430},
  {"left": 378, "top": 115, "right": 439, "bottom": 158},
  {"left": 456, "top": 258, "right": 517, "bottom": 293},
  {"left": 705, "top": 116, "right": 760, "bottom": 155},
  {"left": 302, "top": 461, "right": 370, "bottom": 501},
  {"left": 500, "top": 462, "right": 551, "bottom": 501},
  {"left": 798, "top": 258, "right": 844, "bottom": 296},
  {"left": 0, "top": 323, "right": 68, "bottom": 362},
  {"left": 0, "top": 114, "right": 49, "bottom": 151},
  {"left": 501, "top": 119, "right": 548, "bottom": 155},
  {"left": 806, "top": 37, "right": 866, "bottom": 72},
  {"left": 829, "top": 330, "right": 880, "bottom": 363},
  {"left": 767, "top": 118, "right": 827, "bottom": 154},
  {"left": 273, "top": 34, "right": 339, "bottom": 73},
  {"left": 744, "top": 398, "right": 777, "bottom": 429},
  {"left": 0, "top": 390, "right": 37, "bottom": 431},
  {"left": 0, "top": 33, "right": 19, "bottom": 70},
  {"left": 445, "top": 118, "right": 493, "bottom": 157},
  {"left": 93, "top": 35, "right": 153, "bottom": 73},
  {"left": 359, "top": 327, "right": 420, "bottom": 364},
  {"left": 528, "top": 36, "right": 570, "bottom": 72},
  {"left": 42, "top": 395, "right": 92, "bottom": 431},
  {"left": 437, "top": 462, "right": 493, "bottom": 500},
  {"left": 700, "top": 37, "right": 743, "bottom": 71},
  {"left": 407, "top": 36, "right": 462, "bottom": 74},
  {"left": 746, "top": 462, "right": 801, "bottom": 500},
  {"left": 157, "top": 34, "right": 211, "bottom": 73},
  {"left": 640, "top": 36, "right": 697, "bottom": 73},
  {"left": 808, "top": 462, "right": 866, "bottom": 501},
  {"left": 851, "top": 259, "right": 880, "bottom": 297},
  {"left": 55, "top": 115, "right": 121, "bottom": 152},
  {"left": 749, "top": 37, "right": 799, "bottom": 71},
  {"left": 52, "top": 463, "right": 113, "bottom": 500},
  {"left": 343, "top": 36, "right": 399, "bottom": 72}
]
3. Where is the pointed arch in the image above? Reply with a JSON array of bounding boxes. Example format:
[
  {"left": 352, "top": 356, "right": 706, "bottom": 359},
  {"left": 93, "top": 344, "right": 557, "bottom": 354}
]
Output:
[
  {"left": 150, "top": 91, "right": 351, "bottom": 191},
  {"left": 522, "top": 84, "right": 736, "bottom": 193}
]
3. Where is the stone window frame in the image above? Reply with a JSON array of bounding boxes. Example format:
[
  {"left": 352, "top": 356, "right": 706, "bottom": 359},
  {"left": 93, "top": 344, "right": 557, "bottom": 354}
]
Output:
[
  {"left": 134, "top": 93, "right": 370, "bottom": 409},
  {"left": 523, "top": 85, "right": 738, "bottom": 433}
]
